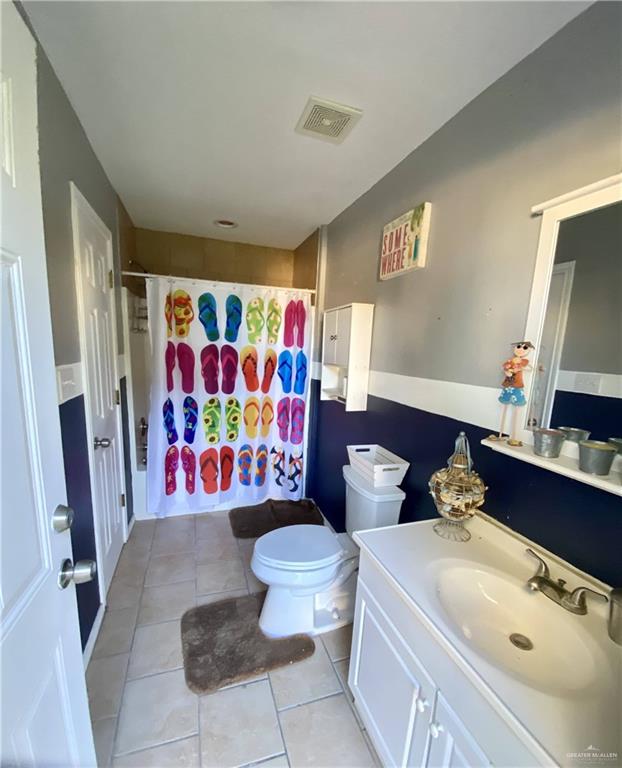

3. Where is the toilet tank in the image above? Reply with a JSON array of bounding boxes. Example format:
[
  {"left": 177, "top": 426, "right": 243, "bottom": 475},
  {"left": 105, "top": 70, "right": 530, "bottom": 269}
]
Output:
[{"left": 342, "top": 465, "right": 405, "bottom": 534}]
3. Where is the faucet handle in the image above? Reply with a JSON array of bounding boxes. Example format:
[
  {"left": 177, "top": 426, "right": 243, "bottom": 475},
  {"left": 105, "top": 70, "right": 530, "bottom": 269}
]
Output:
[
  {"left": 525, "top": 548, "right": 550, "bottom": 580},
  {"left": 561, "top": 586, "right": 609, "bottom": 614}
]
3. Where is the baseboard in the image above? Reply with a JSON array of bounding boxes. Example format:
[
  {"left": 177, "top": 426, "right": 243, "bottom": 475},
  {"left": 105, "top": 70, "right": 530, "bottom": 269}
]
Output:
[{"left": 82, "top": 602, "right": 105, "bottom": 668}]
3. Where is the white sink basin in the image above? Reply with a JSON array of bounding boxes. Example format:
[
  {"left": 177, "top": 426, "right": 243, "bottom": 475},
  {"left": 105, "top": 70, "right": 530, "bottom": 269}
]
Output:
[{"left": 433, "top": 564, "right": 606, "bottom": 696}]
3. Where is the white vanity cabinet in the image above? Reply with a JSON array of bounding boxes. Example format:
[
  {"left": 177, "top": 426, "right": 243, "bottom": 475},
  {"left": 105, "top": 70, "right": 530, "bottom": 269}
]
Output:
[
  {"left": 349, "top": 551, "right": 549, "bottom": 768},
  {"left": 320, "top": 303, "right": 373, "bottom": 411}
]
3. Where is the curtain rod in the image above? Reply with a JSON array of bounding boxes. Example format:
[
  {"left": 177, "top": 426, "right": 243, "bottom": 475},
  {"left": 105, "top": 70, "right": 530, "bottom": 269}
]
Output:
[{"left": 121, "top": 271, "right": 316, "bottom": 295}]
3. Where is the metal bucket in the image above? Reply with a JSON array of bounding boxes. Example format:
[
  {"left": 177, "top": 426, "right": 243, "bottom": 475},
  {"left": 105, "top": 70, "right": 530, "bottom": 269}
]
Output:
[
  {"left": 533, "top": 429, "right": 566, "bottom": 458},
  {"left": 579, "top": 441, "right": 617, "bottom": 475}
]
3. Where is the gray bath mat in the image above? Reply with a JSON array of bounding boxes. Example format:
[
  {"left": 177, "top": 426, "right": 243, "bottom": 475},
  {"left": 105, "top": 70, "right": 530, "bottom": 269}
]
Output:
[
  {"left": 228, "top": 498, "right": 323, "bottom": 539},
  {"left": 181, "top": 593, "right": 315, "bottom": 694}
]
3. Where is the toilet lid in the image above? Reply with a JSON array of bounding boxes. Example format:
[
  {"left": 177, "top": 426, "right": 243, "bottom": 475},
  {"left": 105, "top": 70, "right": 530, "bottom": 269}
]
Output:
[{"left": 253, "top": 525, "right": 343, "bottom": 571}]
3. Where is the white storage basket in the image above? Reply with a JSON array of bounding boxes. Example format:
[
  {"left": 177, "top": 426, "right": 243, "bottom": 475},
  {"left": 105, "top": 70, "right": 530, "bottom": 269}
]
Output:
[{"left": 347, "top": 444, "right": 409, "bottom": 488}]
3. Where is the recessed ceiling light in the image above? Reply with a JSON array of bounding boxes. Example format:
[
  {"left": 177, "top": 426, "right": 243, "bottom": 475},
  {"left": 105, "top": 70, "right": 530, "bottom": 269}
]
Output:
[{"left": 214, "top": 219, "right": 238, "bottom": 229}]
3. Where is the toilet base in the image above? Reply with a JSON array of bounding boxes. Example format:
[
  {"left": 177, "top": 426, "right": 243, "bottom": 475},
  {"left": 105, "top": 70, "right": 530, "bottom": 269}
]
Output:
[{"left": 258, "top": 558, "right": 359, "bottom": 638}]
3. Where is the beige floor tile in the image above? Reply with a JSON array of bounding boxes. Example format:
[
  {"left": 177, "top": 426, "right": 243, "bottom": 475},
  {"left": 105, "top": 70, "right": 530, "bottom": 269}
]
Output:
[
  {"left": 196, "top": 559, "right": 246, "bottom": 595},
  {"left": 151, "top": 529, "right": 196, "bottom": 557},
  {"left": 196, "top": 514, "right": 234, "bottom": 540},
  {"left": 244, "top": 566, "right": 267, "bottom": 594},
  {"left": 200, "top": 680, "right": 283, "bottom": 768},
  {"left": 195, "top": 534, "right": 240, "bottom": 564},
  {"left": 334, "top": 658, "right": 365, "bottom": 729},
  {"left": 196, "top": 588, "right": 249, "bottom": 606},
  {"left": 112, "top": 735, "right": 200, "bottom": 767},
  {"left": 255, "top": 755, "right": 289, "bottom": 767},
  {"left": 321, "top": 624, "right": 353, "bottom": 661},
  {"left": 333, "top": 658, "right": 352, "bottom": 697},
  {"left": 115, "top": 669, "right": 198, "bottom": 755},
  {"left": 86, "top": 653, "right": 129, "bottom": 721},
  {"left": 279, "top": 694, "right": 375, "bottom": 768},
  {"left": 92, "top": 717, "right": 117, "bottom": 768},
  {"left": 138, "top": 580, "right": 195, "bottom": 625},
  {"left": 93, "top": 606, "right": 138, "bottom": 659},
  {"left": 107, "top": 580, "right": 143, "bottom": 610},
  {"left": 127, "top": 620, "right": 183, "bottom": 679},
  {"left": 155, "top": 515, "right": 195, "bottom": 536},
  {"left": 145, "top": 552, "right": 195, "bottom": 587},
  {"left": 237, "top": 540, "right": 256, "bottom": 568},
  {"left": 269, "top": 641, "right": 340, "bottom": 710}
]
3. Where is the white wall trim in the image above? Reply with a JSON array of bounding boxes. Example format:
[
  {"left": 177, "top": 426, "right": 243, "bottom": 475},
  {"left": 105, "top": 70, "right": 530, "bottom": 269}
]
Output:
[
  {"left": 117, "top": 352, "right": 126, "bottom": 379},
  {"left": 56, "top": 362, "right": 84, "bottom": 405},
  {"left": 82, "top": 602, "right": 105, "bottom": 668},
  {"left": 368, "top": 371, "right": 499, "bottom": 431},
  {"left": 312, "top": 365, "right": 500, "bottom": 431},
  {"left": 556, "top": 370, "right": 622, "bottom": 398}
]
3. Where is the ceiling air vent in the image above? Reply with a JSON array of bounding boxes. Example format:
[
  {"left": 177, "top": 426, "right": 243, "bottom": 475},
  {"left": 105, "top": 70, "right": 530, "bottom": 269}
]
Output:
[{"left": 295, "top": 97, "right": 362, "bottom": 144}]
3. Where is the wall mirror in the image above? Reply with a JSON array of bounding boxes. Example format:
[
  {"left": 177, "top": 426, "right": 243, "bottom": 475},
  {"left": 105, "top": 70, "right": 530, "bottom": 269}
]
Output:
[{"left": 523, "top": 174, "right": 622, "bottom": 449}]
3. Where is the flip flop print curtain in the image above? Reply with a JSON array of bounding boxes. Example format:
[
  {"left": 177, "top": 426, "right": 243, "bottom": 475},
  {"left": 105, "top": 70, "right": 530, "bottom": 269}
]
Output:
[{"left": 146, "top": 278, "right": 312, "bottom": 517}]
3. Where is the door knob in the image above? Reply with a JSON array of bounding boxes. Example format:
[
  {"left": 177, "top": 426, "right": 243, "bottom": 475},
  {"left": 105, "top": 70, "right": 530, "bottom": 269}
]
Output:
[
  {"left": 94, "top": 437, "right": 111, "bottom": 449},
  {"left": 58, "top": 558, "right": 97, "bottom": 589},
  {"left": 52, "top": 504, "right": 74, "bottom": 533}
]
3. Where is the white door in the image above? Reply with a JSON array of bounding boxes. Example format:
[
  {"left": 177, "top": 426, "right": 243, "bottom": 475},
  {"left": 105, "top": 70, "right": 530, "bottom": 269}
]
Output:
[
  {"left": 71, "top": 186, "right": 126, "bottom": 599},
  {"left": 0, "top": 4, "right": 96, "bottom": 765},
  {"left": 350, "top": 584, "right": 435, "bottom": 767},
  {"left": 424, "top": 693, "right": 490, "bottom": 767}
]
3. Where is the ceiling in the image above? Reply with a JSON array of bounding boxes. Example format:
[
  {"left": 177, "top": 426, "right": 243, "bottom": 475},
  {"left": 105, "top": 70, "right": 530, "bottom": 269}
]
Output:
[{"left": 25, "top": 2, "right": 587, "bottom": 249}]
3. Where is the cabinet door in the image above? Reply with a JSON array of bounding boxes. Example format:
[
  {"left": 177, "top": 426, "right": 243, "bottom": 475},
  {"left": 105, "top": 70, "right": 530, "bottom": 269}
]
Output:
[
  {"left": 323, "top": 309, "right": 338, "bottom": 365},
  {"left": 334, "top": 306, "right": 352, "bottom": 367},
  {"left": 350, "top": 583, "right": 435, "bottom": 767},
  {"left": 423, "top": 692, "right": 490, "bottom": 768}
]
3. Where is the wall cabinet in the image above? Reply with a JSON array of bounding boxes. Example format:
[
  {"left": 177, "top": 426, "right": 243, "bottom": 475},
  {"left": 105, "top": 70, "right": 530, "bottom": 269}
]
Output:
[
  {"left": 321, "top": 303, "right": 373, "bottom": 411},
  {"left": 349, "top": 553, "right": 548, "bottom": 767}
]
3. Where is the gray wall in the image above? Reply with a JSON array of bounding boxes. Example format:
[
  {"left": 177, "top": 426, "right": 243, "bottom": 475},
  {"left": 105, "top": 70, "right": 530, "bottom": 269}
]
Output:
[
  {"left": 554, "top": 202, "right": 622, "bottom": 375},
  {"left": 37, "top": 48, "right": 123, "bottom": 364},
  {"left": 324, "top": 2, "right": 622, "bottom": 389}
]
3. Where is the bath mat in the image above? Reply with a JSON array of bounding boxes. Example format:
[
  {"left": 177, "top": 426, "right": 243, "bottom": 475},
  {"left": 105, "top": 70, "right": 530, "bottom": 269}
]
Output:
[
  {"left": 181, "top": 593, "right": 314, "bottom": 694},
  {"left": 228, "top": 498, "right": 323, "bottom": 539}
]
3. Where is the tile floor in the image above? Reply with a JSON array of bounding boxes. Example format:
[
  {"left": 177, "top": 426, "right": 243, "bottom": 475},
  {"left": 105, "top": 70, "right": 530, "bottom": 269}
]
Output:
[{"left": 87, "top": 514, "right": 379, "bottom": 767}]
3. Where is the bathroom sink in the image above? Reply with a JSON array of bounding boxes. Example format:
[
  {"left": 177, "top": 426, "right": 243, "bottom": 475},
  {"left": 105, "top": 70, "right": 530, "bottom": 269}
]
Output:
[{"left": 433, "top": 564, "right": 604, "bottom": 696}]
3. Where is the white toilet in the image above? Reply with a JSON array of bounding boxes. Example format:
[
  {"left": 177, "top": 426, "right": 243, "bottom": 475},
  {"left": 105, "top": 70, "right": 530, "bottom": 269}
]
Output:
[{"left": 251, "top": 465, "right": 405, "bottom": 637}]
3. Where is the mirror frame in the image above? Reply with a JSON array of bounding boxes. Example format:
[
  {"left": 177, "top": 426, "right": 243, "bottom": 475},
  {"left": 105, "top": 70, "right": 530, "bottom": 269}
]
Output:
[{"left": 519, "top": 173, "right": 622, "bottom": 449}]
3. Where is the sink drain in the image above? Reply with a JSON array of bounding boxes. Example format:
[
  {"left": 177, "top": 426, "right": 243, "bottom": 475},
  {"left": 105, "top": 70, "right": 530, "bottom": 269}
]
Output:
[{"left": 509, "top": 633, "right": 533, "bottom": 651}]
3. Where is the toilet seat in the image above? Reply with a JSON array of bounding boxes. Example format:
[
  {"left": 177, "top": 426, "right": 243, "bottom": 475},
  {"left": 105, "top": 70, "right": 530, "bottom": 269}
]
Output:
[{"left": 253, "top": 525, "right": 343, "bottom": 572}]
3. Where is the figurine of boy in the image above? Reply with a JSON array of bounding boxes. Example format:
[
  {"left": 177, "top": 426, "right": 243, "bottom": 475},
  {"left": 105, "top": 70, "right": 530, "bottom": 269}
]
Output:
[{"left": 490, "top": 341, "right": 534, "bottom": 446}]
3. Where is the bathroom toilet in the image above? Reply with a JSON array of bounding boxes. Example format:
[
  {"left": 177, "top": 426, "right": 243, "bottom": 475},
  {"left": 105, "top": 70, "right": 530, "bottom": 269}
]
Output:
[{"left": 251, "top": 465, "right": 405, "bottom": 637}]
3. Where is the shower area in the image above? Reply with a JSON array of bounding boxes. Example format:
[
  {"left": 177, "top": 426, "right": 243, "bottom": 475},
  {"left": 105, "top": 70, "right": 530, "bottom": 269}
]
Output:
[
  {"left": 122, "top": 289, "right": 152, "bottom": 517},
  {"left": 119, "top": 228, "right": 320, "bottom": 520}
]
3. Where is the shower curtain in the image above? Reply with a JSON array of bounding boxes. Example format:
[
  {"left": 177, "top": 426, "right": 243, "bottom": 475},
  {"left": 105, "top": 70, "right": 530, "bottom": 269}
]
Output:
[{"left": 146, "top": 277, "right": 312, "bottom": 517}]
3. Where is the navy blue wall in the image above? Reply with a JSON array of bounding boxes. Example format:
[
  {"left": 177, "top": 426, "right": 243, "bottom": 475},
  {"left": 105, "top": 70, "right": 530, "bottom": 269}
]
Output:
[
  {"left": 307, "top": 381, "right": 622, "bottom": 586},
  {"left": 551, "top": 390, "right": 622, "bottom": 443},
  {"left": 59, "top": 395, "right": 100, "bottom": 649}
]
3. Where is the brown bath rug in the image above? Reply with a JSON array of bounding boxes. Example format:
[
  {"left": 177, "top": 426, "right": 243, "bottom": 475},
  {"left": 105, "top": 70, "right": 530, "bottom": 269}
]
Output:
[
  {"left": 181, "top": 593, "right": 315, "bottom": 694},
  {"left": 229, "top": 498, "right": 323, "bottom": 538}
]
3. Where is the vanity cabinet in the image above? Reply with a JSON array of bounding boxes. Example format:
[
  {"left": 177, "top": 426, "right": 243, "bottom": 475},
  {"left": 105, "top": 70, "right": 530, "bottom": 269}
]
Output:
[
  {"left": 349, "top": 552, "right": 548, "bottom": 768},
  {"left": 320, "top": 303, "right": 373, "bottom": 411}
]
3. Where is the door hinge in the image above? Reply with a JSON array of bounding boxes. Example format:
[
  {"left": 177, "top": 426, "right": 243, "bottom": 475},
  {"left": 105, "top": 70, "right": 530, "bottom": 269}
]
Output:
[
  {"left": 115, "top": 388, "right": 120, "bottom": 405},
  {"left": 108, "top": 269, "right": 114, "bottom": 289},
  {"left": 120, "top": 493, "right": 126, "bottom": 508}
]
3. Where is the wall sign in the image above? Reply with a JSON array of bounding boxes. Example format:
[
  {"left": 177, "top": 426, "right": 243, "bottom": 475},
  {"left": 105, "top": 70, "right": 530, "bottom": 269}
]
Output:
[{"left": 379, "top": 203, "right": 431, "bottom": 280}]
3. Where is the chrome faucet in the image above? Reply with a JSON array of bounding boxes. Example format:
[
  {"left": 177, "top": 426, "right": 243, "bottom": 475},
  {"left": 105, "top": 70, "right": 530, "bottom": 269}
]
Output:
[{"left": 525, "top": 548, "right": 608, "bottom": 616}]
